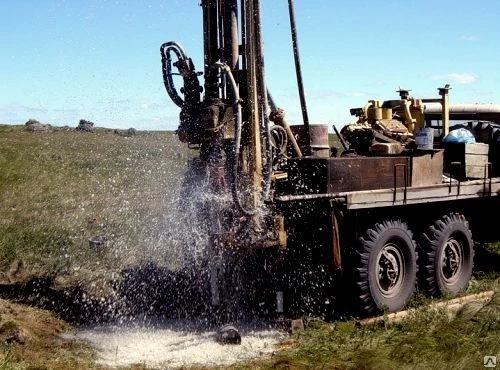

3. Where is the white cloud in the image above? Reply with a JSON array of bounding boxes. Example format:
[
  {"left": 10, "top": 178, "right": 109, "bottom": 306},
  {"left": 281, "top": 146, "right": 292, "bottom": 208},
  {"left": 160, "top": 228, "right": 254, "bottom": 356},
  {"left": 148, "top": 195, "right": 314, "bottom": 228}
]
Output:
[{"left": 432, "top": 73, "right": 477, "bottom": 85}]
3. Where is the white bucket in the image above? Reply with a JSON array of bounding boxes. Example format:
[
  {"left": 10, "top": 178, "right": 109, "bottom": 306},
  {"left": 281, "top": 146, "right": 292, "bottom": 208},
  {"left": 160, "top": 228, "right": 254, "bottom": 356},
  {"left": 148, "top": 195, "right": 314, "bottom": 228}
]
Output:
[{"left": 415, "top": 127, "right": 434, "bottom": 150}]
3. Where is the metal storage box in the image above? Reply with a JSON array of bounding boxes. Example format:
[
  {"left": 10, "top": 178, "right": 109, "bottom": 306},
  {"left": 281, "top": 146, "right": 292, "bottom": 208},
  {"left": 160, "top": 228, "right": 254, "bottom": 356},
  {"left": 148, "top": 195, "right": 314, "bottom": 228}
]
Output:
[{"left": 444, "top": 143, "right": 489, "bottom": 179}]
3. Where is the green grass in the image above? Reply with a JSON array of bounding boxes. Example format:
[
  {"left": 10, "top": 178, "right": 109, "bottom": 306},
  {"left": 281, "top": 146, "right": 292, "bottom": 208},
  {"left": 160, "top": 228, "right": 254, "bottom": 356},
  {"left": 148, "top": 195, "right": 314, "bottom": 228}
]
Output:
[
  {"left": 0, "top": 125, "right": 196, "bottom": 285},
  {"left": 238, "top": 277, "right": 499, "bottom": 370},
  {"left": 483, "top": 242, "right": 500, "bottom": 255}
]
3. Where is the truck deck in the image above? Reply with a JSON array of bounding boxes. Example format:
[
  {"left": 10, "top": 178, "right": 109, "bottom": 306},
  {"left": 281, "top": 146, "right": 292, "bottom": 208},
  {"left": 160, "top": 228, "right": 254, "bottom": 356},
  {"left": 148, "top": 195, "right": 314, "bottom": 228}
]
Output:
[{"left": 277, "top": 177, "right": 500, "bottom": 210}]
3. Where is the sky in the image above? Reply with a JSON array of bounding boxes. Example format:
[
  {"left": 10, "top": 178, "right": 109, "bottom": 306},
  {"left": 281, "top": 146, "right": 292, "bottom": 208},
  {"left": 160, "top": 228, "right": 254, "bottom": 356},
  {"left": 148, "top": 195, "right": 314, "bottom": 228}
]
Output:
[{"left": 1, "top": 0, "right": 499, "bottom": 131}]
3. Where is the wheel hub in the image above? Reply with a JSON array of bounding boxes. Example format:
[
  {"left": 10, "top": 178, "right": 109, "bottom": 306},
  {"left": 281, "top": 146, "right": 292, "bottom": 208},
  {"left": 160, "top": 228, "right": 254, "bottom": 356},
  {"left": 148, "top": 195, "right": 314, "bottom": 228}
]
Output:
[
  {"left": 376, "top": 244, "right": 404, "bottom": 298},
  {"left": 441, "top": 238, "right": 463, "bottom": 284}
]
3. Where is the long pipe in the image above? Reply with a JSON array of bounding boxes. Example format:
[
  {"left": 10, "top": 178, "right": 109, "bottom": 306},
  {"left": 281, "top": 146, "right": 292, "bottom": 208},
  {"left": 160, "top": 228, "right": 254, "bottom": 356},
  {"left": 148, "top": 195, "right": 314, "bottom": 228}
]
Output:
[
  {"left": 424, "top": 103, "right": 500, "bottom": 124},
  {"left": 202, "top": 0, "right": 219, "bottom": 100},
  {"left": 223, "top": 0, "right": 239, "bottom": 70},
  {"left": 440, "top": 88, "right": 450, "bottom": 136},
  {"left": 253, "top": 0, "right": 273, "bottom": 199},
  {"left": 288, "top": 0, "right": 311, "bottom": 155},
  {"left": 243, "top": 0, "right": 264, "bottom": 213}
]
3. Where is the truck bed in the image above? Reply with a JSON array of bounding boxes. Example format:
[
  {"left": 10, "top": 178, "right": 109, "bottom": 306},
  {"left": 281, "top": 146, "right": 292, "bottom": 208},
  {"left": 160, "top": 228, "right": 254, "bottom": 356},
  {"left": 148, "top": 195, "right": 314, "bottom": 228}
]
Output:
[{"left": 276, "top": 177, "right": 500, "bottom": 210}]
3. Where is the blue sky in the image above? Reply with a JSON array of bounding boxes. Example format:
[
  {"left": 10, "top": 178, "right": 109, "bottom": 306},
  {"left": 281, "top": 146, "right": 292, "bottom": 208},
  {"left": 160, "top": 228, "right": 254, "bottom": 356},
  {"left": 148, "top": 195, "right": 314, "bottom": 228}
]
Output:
[{"left": 1, "top": 0, "right": 499, "bottom": 131}]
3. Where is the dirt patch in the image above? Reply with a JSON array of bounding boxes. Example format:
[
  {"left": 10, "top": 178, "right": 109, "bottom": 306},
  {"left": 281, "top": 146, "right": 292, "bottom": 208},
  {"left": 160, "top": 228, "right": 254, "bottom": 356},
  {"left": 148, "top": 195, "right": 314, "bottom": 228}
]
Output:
[
  {"left": 0, "top": 298, "right": 95, "bottom": 369},
  {"left": 0, "top": 277, "right": 122, "bottom": 325},
  {"left": 0, "top": 262, "right": 247, "bottom": 326}
]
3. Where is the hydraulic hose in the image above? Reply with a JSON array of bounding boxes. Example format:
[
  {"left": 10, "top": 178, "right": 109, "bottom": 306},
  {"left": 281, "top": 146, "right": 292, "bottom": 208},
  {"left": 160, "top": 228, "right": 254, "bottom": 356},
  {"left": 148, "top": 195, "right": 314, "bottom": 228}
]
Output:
[
  {"left": 160, "top": 41, "right": 189, "bottom": 108},
  {"left": 215, "top": 63, "right": 258, "bottom": 216},
  {"left": 268, "top": 90, "right": 303, "bottom": 157}
]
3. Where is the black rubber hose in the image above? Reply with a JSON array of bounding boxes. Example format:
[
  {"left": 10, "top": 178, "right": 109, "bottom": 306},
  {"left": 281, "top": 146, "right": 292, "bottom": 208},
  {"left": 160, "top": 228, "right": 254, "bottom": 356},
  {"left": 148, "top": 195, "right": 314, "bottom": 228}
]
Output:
[
  {"left": 160, "top": 41, "right": 187, "bottom": 108},
  {"left": 216, "top": 63, "right": 258, "bottom": 216}
]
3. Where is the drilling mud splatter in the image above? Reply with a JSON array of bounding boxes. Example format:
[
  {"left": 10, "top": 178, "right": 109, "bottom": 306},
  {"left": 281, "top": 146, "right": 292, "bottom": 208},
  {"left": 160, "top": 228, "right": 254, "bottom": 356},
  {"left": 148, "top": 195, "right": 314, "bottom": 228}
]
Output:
[{"left": 66, "top": 321, "right": 287, "bottom": 369}]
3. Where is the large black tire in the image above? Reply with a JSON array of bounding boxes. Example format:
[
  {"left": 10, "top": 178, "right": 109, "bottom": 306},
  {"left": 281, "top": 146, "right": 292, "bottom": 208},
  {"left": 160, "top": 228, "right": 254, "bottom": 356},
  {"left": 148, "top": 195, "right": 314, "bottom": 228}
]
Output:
[
  {"left": 355, "top": 219, "right": 418, "bottom": 315},
  {"left": 419, "top": 213, "right": 474, "bottom": 297}
]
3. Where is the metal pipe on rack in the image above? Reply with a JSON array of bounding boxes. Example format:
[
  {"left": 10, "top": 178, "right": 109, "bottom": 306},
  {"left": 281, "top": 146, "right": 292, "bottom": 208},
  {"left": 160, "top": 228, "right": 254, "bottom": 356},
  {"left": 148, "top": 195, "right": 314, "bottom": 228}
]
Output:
[{"left": 288, "top": 0, "right": 311, "bottom": 155}]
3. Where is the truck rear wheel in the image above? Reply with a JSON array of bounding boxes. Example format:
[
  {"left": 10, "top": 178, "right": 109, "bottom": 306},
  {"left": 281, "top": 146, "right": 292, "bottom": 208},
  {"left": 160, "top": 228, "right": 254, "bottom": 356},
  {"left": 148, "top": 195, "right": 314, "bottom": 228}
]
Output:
[
  {"left": 355, "top": 219, "right": 417, "bottom": 315},
  {"left": 419, "top": 213, "right": 474, "bottom": 297}
]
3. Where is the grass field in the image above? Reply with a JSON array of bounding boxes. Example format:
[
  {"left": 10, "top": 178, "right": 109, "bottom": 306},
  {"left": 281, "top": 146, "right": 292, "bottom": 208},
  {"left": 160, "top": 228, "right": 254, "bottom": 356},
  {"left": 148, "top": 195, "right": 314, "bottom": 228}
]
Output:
[
  {"left": 0, "top": 124, "right": 197, "bottom": 289},
  {"left": 0, "top": 124, "right": 498, "bottom": 370}
]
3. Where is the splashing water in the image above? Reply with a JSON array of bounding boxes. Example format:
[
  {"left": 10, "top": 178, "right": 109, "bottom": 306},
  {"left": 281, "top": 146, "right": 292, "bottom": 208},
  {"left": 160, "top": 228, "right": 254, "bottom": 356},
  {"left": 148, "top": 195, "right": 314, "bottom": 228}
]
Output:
[
  {"left": 65, "top": 148, "right": 285, "bottom": 366},
  {"left": 67, "top": 321, "right": 287, "bottom": 369}
]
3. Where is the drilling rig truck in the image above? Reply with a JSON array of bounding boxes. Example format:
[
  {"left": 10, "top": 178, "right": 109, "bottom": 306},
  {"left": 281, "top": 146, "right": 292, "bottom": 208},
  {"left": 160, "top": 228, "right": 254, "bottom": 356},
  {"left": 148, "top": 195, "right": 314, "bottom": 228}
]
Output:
[{"left": 160, "top": 0, "right": 500, "bottom": 319}]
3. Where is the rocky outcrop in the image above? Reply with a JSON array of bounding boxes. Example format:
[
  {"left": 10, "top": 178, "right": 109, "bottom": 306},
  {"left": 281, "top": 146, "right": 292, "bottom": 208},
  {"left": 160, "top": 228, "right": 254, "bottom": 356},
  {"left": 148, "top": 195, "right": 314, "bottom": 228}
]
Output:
[
  {"left": 114, "top": 127, "right": 137, "bottom": 137},
  {"left": 75, "top": 119, "right": 95, "bottom": 132},
  {"left": 24, "top": 119, "right": 51, "bottom": 132}
]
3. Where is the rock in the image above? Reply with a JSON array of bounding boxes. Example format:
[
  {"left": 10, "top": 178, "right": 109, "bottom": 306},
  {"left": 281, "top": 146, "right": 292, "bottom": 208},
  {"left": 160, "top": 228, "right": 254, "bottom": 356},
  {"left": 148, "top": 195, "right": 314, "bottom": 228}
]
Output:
[
  {"left": 290, "top": 319, "right": 304, "bottom": 333},
  {"left": 114, "top": 127, "right": 137, "bottom": 137},
  {"left": 89, "top": 235, "right": 108, "bottom": 250},
  {"left": 24, "top": 119, "right": 51, "bottom": 132},
  {"left": 215, "top": 324, "right": 241, "bottom": 345},
  {"left": 25, "top": 119, "right": 41, "bottom": 126},
  {"left": 5, "top": 329, "right": 25, "bottom": 345},
  {"left": 87, "top": 216, "right": 101, "bottom": 227},
  {"left": 8, "top": 260, "right": 25, "bottom": 282},
  {"left": 0, "top": 320, "right": 25, "bottom": 345},
  {"left": 76, "top": 119, "right": 95, "bottom": 132}
]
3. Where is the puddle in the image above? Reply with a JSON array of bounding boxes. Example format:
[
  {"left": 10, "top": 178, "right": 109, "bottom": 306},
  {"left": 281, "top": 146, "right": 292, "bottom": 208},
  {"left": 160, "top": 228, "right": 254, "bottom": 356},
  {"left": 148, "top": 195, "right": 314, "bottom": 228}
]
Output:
[{"left": 65, "top": 321, "right": 287, "bottom": 369}]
